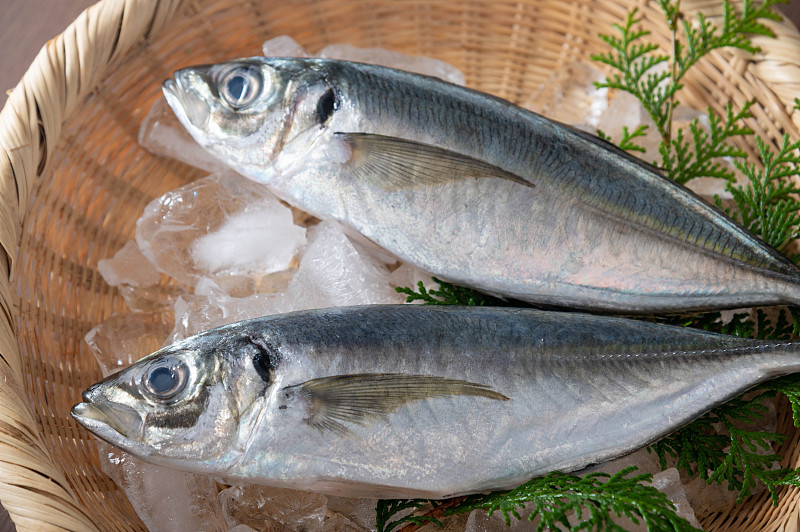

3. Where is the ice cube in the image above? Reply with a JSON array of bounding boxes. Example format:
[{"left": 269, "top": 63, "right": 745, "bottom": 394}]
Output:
[
  {"left": 227, "top": 525, "right": 258, "bottom": 532},
  {"left": 169, "top": 292, "right": 289, "bottom": 342},
  {"left": 596, "top": 91, "right": 661, "bottom": 160},
  {"left": 683, "top": 476, "right": 738, "bottom": 519},
  {"left": 262, "top": 35, "right": 311, "bottom": 57},
  {"left": 97, "top": 240, "right": 181, "bottom": 312},
  {"left": 318, "top": 43, "right": 465, "bottom": 86},
  {"left": 98, "top": 240, "right": 161, "bottom": 287},
  {"left": 465, "top": 509, "right": 532, "bottom": 531},
  {"left": 650, "top": 469, "right": 702, "bottom": 529},
  {"left": 195, "top": 276, "right": 259, "bottom": 299},
  {"left": 98, "top": 442, "right": 225, "bottom": 532},
  {"left": 194, "top": 267, "right": 299, "bottom": 298},
  {"left": 138, "top": 97, "right": 232, "bottom": 173},
  {"left": 219, "top": 485, "right": 327, "bottom": 531},
  {"left": 136, "top": 172, "right": 305, "bottom": 290},
  {"left": 322, "top": 511, "right": 367, "bottom": 531},
  {"left": 256, "top": 267, "right": 298, "bottom": 294},
  {"left": 586, "top": 447, "right": 663, "bottom": 478},
  {"left": 325, "top": 498, "right": 377, "bottom": 532},
  {"left": 190, "top": 202, "right": 306, "bottom": 279},
  {"left": 523, "top": 61, "right": 608, "bottom": 128},
  {"left": 116, "top": 283, "right": 185, "bottom": 313},
  {"left": 389, "top": 263, "right": 437, "bottom": 301},
  {"left": 286, "top": 221, "right": 404, "bottom": 310},
  {"left": 84, "top": 311, "right": 174, "bottom": 376}
]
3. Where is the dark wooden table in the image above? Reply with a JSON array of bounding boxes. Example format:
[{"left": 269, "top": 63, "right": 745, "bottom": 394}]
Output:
[{"left": 1, "top": 1, "right": 799, "bottom": 531}]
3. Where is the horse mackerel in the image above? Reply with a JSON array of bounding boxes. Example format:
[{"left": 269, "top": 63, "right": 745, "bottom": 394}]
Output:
[
  {"left": 162, "top": 57, "right": 800, "bottom": 312},
  {"left": 72, "top": 305, "right": 800, "bottom": 498}
]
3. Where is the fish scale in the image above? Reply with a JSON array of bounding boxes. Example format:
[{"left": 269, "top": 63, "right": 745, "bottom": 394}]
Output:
[{"left": 73, "top": 305, "right": 800, "bottom": 498}]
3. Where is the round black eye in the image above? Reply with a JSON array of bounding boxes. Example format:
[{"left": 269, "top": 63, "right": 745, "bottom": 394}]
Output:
[
  {"left": 220, "top": 67, "right": 262, "bottom": 109},
  {"left": 143, "top": 361, "right": 189, "bottom": 401}
]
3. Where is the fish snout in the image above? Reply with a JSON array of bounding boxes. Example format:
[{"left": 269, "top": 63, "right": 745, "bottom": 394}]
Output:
[{"left": 163, "top": 69, "right": 212, "bottom": 128}]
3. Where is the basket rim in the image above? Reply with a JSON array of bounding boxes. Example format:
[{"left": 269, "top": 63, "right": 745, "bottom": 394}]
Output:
[{"left": 1, "top": 0, "right": 800, "bottom": 530}]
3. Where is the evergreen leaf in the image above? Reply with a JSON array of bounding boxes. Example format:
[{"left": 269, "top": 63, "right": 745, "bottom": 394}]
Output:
[
  {"left": 446, "top": 467, "right": 701, "bottom": 531},
  {"left": 376, "top": 499, "right": 443, "bottom": 532},
  {"left": 395, "top": 277, "right": 499, "bottom": 306}
]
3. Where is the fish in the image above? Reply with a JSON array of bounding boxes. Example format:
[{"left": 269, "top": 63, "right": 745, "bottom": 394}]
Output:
[
  {"left": 162, "top": 57, "right": 800, "bottom": 313},
  {"left": 71, "top": 304, "right": 800, "bottom": 499}
]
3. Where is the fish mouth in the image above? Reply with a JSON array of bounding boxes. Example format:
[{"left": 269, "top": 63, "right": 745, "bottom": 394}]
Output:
[
  {"left": 162, "top": 70, "right": 210, "bottom": 128},
  {"left": 71, "top": 399, "right": 144, "bottom": 443}
]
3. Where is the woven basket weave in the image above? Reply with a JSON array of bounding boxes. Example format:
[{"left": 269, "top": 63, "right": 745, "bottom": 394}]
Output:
[{"left": 1, "top": 0, "right": 800, "bottom": 530}]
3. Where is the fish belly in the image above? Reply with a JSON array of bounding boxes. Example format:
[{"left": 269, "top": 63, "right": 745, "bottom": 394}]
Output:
[{"left": 277, "top": 158, "right": 790, "bottom": 311}]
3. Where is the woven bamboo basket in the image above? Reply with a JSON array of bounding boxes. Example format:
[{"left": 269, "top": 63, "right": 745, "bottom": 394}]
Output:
[{"left": 2, "top": 0, "right": 800, "bottom": 530}]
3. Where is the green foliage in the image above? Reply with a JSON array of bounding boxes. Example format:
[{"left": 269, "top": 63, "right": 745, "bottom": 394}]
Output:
[
  {"left": 660, "top": 103, "right": 752, "bottom": 184},
  {"left": 598, "top": 125, "right": 649, "bottom": 153},
  {"left": 660, "top": 307, "right": 796, "bottom": 341},
  {"left": 728, "top": 133, "right": 800, "bottom": 251},
  {"left": 592, "top": 8, "right": 670, "bottom": 138},
  {"left": 593, "top": 0, "right": 781, "bottom": 147},
  {"left": 768, "top": 374, "right": 800, "bottom": 427},
  {"left": 592, "top": 0, "right": 780, "bottom": 183},
  {"left": 648, "top": 389, "right": 793, "bottom": 503},
  {"left": 447, "top": 467, "right": 700, "bottom": 531},
  {"left": 375, "top": 499, "right": 442, "bottom": 532},
  {"left": 395, "top": 276, "right": 493, "bottom": 306}
]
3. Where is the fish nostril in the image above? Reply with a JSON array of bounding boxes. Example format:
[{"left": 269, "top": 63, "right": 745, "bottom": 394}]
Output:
[
  {"left": 82, "top": 384, "right": 100, "bottom": 402},
  {"left": 175, "top": 69, "right": 197, "bottom": 90}
]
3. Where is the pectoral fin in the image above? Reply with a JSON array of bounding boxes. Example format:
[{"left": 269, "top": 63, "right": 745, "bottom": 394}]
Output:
[
  {"left": 336, "top": 132, "right": 535, "bottom": 191},
  {"left": 282, "top": 373, "right": 509, "bottom": 435}
]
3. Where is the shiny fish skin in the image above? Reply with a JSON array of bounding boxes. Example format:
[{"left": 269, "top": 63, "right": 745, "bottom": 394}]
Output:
[
  {"left": 72, "top": 305, "right": 800, "bottom": 498},
  {"left": 163, "top": 57, "right": 800, "bottom": 312}
]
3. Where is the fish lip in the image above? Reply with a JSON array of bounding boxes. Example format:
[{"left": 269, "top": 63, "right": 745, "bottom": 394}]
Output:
[
  {"left": 162, "top": 78, "right": 177, "bottom": 99},
  {"left": 162, "top": 78, "right": 186, "bottom": 123},
  {"left": 71, "top": 400, "right": 144, "bottom": 442},
  {"left": 162, "top": 70, "right": 210, "bottom": 129}
]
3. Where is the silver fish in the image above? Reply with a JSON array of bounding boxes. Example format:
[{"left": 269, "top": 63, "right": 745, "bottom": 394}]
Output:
[
  {"left": 72, "top": 305, "right": 800, "bottom": 498},
  {"left": 162, "top": 57, "right": 800, "bottom": 313}
]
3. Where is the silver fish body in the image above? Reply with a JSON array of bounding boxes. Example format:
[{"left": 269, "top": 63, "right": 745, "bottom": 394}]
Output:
[
  {"left": 72, "top": 305, "right": 800, "bottom": 498},
  {"left": 163, "top": 58, "right": 800, "bottom": 312}
]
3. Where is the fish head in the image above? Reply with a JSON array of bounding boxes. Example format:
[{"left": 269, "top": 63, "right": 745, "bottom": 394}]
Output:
[
  {"left": 163, "top": 57, "right": 336, "bottom": 180},
  {"left": 71, "top": 325, "right": 275, "bottom": 473}
]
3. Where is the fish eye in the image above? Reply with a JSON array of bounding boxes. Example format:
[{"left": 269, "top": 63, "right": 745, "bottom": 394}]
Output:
[
  {"left": 220, "top": 66, "right": 263, "bottom": 109},
  {"left": 142, "top": 360, "right": 189, "bottom": 402}
]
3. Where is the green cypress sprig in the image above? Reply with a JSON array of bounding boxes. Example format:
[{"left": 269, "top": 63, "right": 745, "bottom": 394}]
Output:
[
  {"left": 661, "top": 102, "right": 752, "bottom": 184},
  {"left": 728, "top": 131, "right": 800, "bottom": 252},
  {"left": 395, "top": 276, "right": 493, "bottom": 306},
  {"left": 445, "top": 467, "right": 700, "bottom": 531},
  {"left": 598, "top": 125, "right": 650, "bottom": 153},
  {"left": 648, "top": 389, "right": 792, "bottom": 502},
  {"left": 592, "top": 0, "right": 781, "bottom": 148},
  {"left": 375, "top": 499, "right": 442, "bottom": 532},
  {"left": 592, "top": 9, "right": 671, "bottom": 140},
  {"left": 768, "top": 374, "right": 800, "bottom": 426}
]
